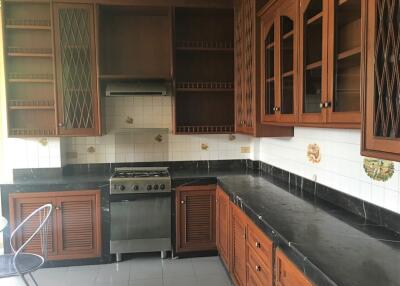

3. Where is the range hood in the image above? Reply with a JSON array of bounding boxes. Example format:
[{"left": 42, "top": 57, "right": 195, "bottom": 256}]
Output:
[{"left": 106, "top": 81, "right": 168, "bottom": 97}]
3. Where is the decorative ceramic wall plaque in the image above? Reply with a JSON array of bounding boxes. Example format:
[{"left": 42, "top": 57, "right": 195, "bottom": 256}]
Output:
[
  {"left": 307, "top": 143, "right": 321, "bottom": 164},
  {"left": 363, "top": 158, "right": 394, "bottom": 182}
]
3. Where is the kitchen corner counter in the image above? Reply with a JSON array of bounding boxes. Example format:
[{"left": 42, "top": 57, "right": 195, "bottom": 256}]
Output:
[{"left": 217, "top": 175, "right": 400, "bottom": 286}]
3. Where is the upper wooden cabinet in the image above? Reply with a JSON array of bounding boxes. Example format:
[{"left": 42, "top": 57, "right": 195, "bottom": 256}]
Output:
[
  {"left": 98, "top": 6, "right": 172, "bottom": 80},
  {"left": 53, "top": 3, "right": 101, "bottom": 136},
  {"left": 9, "top": 190, "right": 102, "bottom": 261},
  {"left": 175, "top": 185, "right": 217, "bottom": 253},
  {"left": 362, "top": 0, "right": 400, "bottom": 161},
  {"left": 299, "top": 0, "right": 363, "bottom": 127},
  {"left": 260, "top": 0, "right": 298, "bottom": 124},
  {"left": 234, "top": 0, "right": 294, "bottom": 137},
  {"left": 3, "top": 1, "right": 57, "bottom": 137}
]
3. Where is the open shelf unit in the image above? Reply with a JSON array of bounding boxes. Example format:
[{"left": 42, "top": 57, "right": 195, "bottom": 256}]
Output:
[
  {"left": 174, "top": 7, "right": 234, "bottom": 134},
  {"left": 3, "top": 0, "right": 56, "bottom": 137}
]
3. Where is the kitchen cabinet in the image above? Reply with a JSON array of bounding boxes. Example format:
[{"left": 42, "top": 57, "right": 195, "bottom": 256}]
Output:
[
  {"left": 231, "top": 203, "right": 247, "bottom": 286},
  {"left": 53, "top": 3, "right": 101, "bottom": 136},
  {"left": 9, "top": 190, "right": 102, "bottom": 260},
  {"left": 275, "top": 249, "right": 313, "bottom": 286},
  {"left": 299, "top": 0, "right": 363, "bottom": 127},
  {"left": 3, "top": 0, "right": 57, "bottom": 137},
  {"left": 174, "top": 8, "right": 235, "bottom": 135},
  {"left": 362, "top": 0, "right": 400, "bottom": 161},
  {"left": 216, "top": 186, "right": 230, "bottom": 270},
  {"left": 175, "top": 185, "right": 216, "bottom": 253},
  {"left": 260, "top": 0, "right": 298, "bottom": 125},
  {"left": 234, "top": 0, "right": 294, "bottom": 137}
]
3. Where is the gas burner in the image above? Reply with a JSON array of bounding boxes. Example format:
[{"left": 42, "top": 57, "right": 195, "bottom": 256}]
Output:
[{"left": 110, "top": 167, "right": 171, "bottom": 195}]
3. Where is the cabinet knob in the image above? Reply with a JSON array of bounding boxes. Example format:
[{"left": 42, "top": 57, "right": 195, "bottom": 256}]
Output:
[
  {"left": 255, "top": 265, "right": 261, "bottom": 272},
  {"left": 58, "top": 122, "right": 64, "bottom": 127},
  {"left": 55, "top": 206, "right": 62, "bottom": 211},
  {"left": 319, "top": 102, "right": 324, "bottom": 109},
  {"left": 255, "top": 242, "right": 261, "bottom": 248},
  {"left": 324, "top": 101, "right": 332, "bottom": 108},
  {"left": 181, "top": 200, "right": 185, "bottom": 204}
]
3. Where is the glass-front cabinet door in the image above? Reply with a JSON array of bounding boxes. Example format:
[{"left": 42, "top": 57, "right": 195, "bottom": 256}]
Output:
[
  {"left": 299, "top": 0, "right": 328, "bottom": 124},
  {"left": 327, "top": 0, "right": 362, "bottom": 125},
  {"left": 261, "top": 0, "right": 297, "bottom": 124},
  {"left": 261, "top": 17, "right": 276, "bottom": 122},
  {"left": 53, "top": 3, "right": 100, "bottom": 136},
  {"left": 277, "top": 0, "right": 297, "bottom": 123}
]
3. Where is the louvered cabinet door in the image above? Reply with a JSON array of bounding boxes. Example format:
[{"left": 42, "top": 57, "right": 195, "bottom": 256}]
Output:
[
  {"left": 55, "top": 191, "right": 101, "bottom": 259},
  {"left": 176, "top": 185, "right": 216, "bottom": 253},
  {"left": 231, "top": 203, "right": 248, "bottom": 286},
  {"left": 9, "top": 195, "right": 58, "bottom": 258},
  {"left": 53, "top": 3, "right": 100, "bottom": 136},
  {"left": 216, "top": 187, "right": 230, "bottom": 270}
]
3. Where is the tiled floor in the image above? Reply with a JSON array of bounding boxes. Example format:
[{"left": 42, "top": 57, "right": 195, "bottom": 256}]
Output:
[{"left": 0, "top": 255, "right": 233, "bottom": 286}]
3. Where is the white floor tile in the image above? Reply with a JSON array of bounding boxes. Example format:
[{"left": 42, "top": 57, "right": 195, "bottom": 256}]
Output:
[
  {"left": 197, "top": 273, "right": 233, "bottom": 286},
  {"left": 162, "top": 258, "right": 195, "bottom": 278},
  {"left": 129, "top": 278, "right": 163, "bottom": 286},
  {"left": 164, "top": 275, "right": 197, "bottom": 286}
]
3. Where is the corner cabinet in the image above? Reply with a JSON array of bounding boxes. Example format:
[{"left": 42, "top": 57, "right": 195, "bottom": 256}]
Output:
[
  {"left": 299, "top": 0, "right": 363, "bottom": 127},
  {"left": 175, "top": 185, "right": 216, "bottom": 253},
  {"left": 362, "top": 0, "right": 400, "bottom": 161},
  {"left": 8, "top": 190, "right": 102, "bottom": 260},
  {"left": 234, "top": 0, "right": 294, "bottom": 137},
  {"left": 275, "top": 249, "right": 313, "bottom": 286},
  {"left": 53, "top": 3, "right": 100, "bottom": 136},
  {"left": 260, "top": 0, "right": 298, "bottom": 124}
]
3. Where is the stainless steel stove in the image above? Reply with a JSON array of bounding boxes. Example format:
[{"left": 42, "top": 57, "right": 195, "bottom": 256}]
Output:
[{"left": 109, "top": 167, "right": 172, "bottom": 261}]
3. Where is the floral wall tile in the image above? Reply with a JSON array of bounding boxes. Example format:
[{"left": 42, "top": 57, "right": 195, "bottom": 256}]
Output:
[
  {"left": 363, "top": 157, "right": 395, "bottom": 182},
  {"left": 307, "top": 143, "right": 321, "bottom": 164}
]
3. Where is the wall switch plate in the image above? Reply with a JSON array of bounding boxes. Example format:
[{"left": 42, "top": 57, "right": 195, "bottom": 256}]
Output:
[{"left": 241, "top": 146, "right": 251, "bottom": 154}]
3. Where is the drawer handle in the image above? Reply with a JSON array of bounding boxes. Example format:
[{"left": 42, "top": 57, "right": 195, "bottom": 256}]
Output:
[
  {"left": 255, "top": 265, "right": 261, "bottom": 272},
  {"left": 255, "top": 242, "right": 261, "bottom": 248}
]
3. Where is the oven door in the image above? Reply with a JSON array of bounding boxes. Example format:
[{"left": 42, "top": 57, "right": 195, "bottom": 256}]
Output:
[{"left": 110, "top": 193, "right": 171, "bottom": 255}]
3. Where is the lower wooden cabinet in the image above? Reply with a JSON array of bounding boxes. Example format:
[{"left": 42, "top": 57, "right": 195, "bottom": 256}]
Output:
[
  {"left": 9, "top": 190, "right": 102, "bottom": 260},
  {"left": 231, "top": 203, "right": 248, "bottom": 286},
  {"left": 275, "top": 249, "right": 313, "bottom": 286},
  {"left": 175, "top": 185, "right": 216, "bottom": 253},
  {"left": 216, "top": 186, "right": 230, "bottom": 270}
]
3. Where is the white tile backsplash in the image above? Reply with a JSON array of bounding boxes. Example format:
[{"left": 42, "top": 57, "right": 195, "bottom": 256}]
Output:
[{"left": 258, "top": 127, "right": 400, "bottom": 214}]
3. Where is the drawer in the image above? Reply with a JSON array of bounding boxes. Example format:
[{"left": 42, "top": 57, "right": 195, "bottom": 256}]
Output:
[
  {"left": 247, "top": 221, "right": 273, "bottom": 267},
  {"left": 248, "top": 265, "right": 264, "bottom": 286},
  {"left": 247, "top": 245, "right": 273, "bottom": 286}
]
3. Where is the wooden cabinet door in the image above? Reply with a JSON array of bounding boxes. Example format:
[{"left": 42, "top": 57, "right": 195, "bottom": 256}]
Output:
[
  {"left": 231, "top": 203, "right": 247, "bottom": 286},
  {"left": 275, "top": 249, "right": 313, "bottom": 286},
  {"left": 261, "top": 0, "right": 298, "bottom": 124},
  {"left": 216, "top": 187, "right": 230, "bottom": 270},
  {"left": 260, "top": 6, "right": 278, "bottom": 123},
  {"left": 327, "top": 0, "right": 363, "bottom": 125},
  {"left": 234, "top": 0, "right": 256, "bottom": 135},
  {"left": 53, "top": 3, "right": 100, "bottom": 136},
  {"left": 176, "top": 185, "right": 216, "bottom": 253},
  {"left": 299, "top": 0, "right": 329, "bottom": 124},
  {"left": 9, "top": 194, "right": 58, "bottom": 259},
  {"left": 362, "top": 0, "right": 400, "bottom": 161},
  {"left": 55, "top": 191, "right": 101, "bottom": 259}
]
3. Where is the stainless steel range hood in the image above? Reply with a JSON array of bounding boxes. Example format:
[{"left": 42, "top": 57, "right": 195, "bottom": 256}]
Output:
[{"left": 106, "top": 81, "right": 168, "bottom": 97}]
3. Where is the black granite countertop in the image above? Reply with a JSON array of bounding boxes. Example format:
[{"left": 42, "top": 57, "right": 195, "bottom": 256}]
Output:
[
  {"left": 218, "top": 175, "right": 400, "bottom": 286},
  {"left": 1, "top": 161, "right": 400, "bottom": 286}
]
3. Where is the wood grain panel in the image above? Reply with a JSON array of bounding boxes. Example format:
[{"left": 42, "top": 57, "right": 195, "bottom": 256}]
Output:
[
  {"left": 231, "top": 203, "right": 247, "bottom": 286},
  {"left": 275, "top": 249, "right": 313, "bottom": 286},
  {"left": 216, "top": 187, "right": 230, "bottom": 270}
]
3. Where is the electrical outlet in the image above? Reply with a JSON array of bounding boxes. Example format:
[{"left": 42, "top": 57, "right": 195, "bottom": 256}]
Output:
[{"left": 241, "top": 146, "right": 251, "bottom": 154}]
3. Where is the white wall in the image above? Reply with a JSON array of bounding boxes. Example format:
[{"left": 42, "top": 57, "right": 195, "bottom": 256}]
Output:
[{"left": 258, "top": 127, "right": 400, "bottom": 214}]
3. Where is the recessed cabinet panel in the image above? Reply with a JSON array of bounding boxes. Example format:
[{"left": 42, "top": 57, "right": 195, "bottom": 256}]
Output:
[{"left": 265, "top": 24, "right": 275, "bottom": 117}]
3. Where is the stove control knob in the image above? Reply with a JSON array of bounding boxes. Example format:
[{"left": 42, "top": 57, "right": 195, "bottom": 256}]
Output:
[
  {"left": 132, "top": 185, "right": 139, "bottom": 191},
  {"left": 147, "top": 185, "right": 152, "bottom": 191},
  {"left": 119, "top": 185, "right": 126, "bottom": 191},
  {"left": 153, "top": 184, "right": 159, "bottom": 190},
  {"left": 160, "top": 184, "right": 165, "bottom": 190}
]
